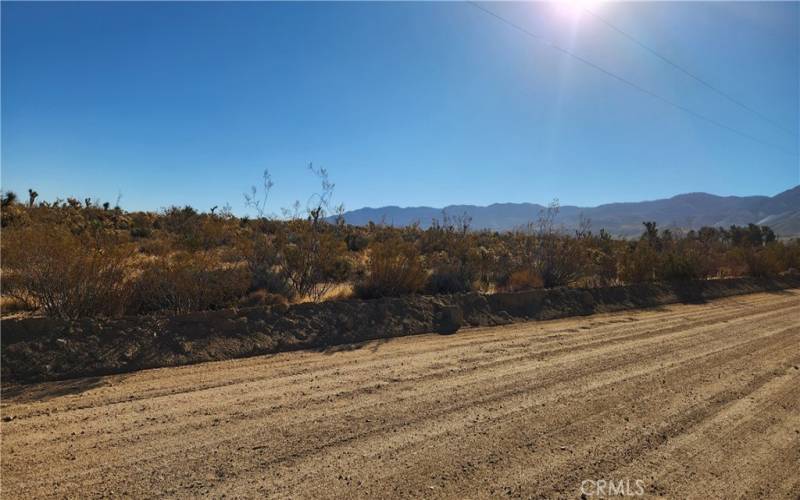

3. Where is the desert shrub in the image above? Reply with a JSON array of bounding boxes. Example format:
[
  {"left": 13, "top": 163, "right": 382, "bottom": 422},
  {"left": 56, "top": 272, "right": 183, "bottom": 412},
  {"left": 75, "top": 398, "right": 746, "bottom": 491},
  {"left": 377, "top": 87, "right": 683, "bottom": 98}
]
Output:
[
  {"left": 237, "top": 233, "right": 295, "bottom": 299},
  {"left": 330, "top": 255, "right": 353, "bottom": 282},
  {"left": 130, "top": 226, "right": 152, "bottom": 238},
  {"left": 619, "top": 240, "right": 659, "bottom": 283},
  {"left": 2, "top": 226, "right": 132, "bottom": 318},
  {"left": 780, "top": 239, "right": 800, "bottom": 271},
  {"left": 4, "top": 188, "right": 798, "bottom": 317},
  {"left": 727, "top": 223, "right": 776, "bottom": 247},
  {"left": 131, "top": 252, "right": 249, "bottom": 314},
  {"left": 657, "top": 251, "right": 707, "bottom": 281},
  {"left": 501, "top": 269, "right": 544, "bottom": 292},
  {"left": 656, "top": 239, "right": 714, "bottom": 281},
  {"left": 0, "top": 203, "right": 28, "bottom": 228},
  {"left": 469, "top": 244, "right": 502, "bottom": 291},
  {"left": 245, "top": 164, "right": 352, "bottom": 302},
  {"left": 155, "top": 206, "right": 234, "bottom": 251},
  {"left": 354, "top": 237, "right": 426, "bottom": 299},
  {"left": 424, "top": 248, "right": 477, "bottom": 294},
  {"left": 137, "top": 237, "right": 172, "bottom": 256},
  {"left": 425, "top": 268, "right": 472, "bottom": 294},
  {"left": 196, "top": 216, "right": 236, "bottom": 249},
  {"left": 537, "top": 234, "right": 585, "bottom": 287},
  {"left": 422, "top": 214, "right": 481, "bottom": 293},
  {"left": 345, "top": 232, "right": 369, "bottom": 252},
  {"left": 581, "top": 233, "right": 620, "bottom": 287},
  {"left": 128, "top": 212, "right": 154, "bottom": 237},
  {"left": 761, "top": 240, "right": 800, "bottom": 275},
  {"left": 508, "top": 203, "right": 587, "bottom": 289},
  {"left": 158, "top": 205, "right": 198, "bottom": 232},
  {"left": 727, "top": 247, "right": 766, "bottom": 277},
  {"left": 278, "top": 221, "right": 349, "bottom": 301},
  {"left": 726, "top": 244, "right": 787, "bottom": 278},
  {"left": 1, "top": 190, "right": 18, "bottom": 208}
]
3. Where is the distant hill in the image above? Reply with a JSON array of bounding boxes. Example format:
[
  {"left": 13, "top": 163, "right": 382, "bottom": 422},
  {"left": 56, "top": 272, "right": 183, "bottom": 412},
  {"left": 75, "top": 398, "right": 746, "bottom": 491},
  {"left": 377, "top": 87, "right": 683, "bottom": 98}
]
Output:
[{"left": 334, "top": 186, "right": 800, "bottom": 237}]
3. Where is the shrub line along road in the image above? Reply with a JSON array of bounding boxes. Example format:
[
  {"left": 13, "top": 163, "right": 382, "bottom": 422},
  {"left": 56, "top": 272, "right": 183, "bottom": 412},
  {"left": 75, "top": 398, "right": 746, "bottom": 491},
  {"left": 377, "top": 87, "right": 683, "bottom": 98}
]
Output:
[{"left": 2, "top": 291, "right": 799, "bottom": 498}]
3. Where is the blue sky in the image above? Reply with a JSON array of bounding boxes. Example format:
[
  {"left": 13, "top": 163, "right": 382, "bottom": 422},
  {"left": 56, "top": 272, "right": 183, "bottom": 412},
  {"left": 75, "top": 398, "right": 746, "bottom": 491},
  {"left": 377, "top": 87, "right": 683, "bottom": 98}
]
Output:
[{"left": 2, "top": 1, "right": 798, "bottom": 215}]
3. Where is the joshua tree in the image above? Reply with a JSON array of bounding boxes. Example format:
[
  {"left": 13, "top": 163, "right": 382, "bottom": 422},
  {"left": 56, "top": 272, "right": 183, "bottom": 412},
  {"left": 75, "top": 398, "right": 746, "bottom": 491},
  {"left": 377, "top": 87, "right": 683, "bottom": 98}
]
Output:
[
  {"left": 642, "top": 221, "right": 659, "bottom": 242},
  {"left": 28, "top": 189, "right": 39, "bottom": 207}
]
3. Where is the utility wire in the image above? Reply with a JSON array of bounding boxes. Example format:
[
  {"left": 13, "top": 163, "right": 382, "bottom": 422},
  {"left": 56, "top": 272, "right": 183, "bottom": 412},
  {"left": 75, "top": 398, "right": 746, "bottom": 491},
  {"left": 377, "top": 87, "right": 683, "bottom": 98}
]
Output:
[
  {"left": 582, "top": 7, "right": 797, "bottom": 137},
  {"left": 467, "top": 2, "right": 798, "bottom": 157}
]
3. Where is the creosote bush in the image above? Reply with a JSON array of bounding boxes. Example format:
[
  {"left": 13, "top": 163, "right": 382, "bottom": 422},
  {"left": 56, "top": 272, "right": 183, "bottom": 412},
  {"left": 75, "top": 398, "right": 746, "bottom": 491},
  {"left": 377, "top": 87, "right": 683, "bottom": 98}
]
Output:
[
  {"left": 354, "top": 237, "right": 426, "bottom": 299},
  {"left": 278, "top": 220, "right": 349, "bottom": 301},
  {"left": 131, "top": 252, "right": 249, "bottom": 314},
  {"left": 2, "top": 226, "right": 131, "bottom": 319},
  {"left": 2, "top": 188, "right": 799, "bottom": 319}
]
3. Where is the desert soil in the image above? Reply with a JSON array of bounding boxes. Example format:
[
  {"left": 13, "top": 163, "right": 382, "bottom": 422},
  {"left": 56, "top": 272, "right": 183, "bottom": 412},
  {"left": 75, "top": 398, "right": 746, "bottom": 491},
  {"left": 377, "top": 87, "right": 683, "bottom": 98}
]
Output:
[{"left": 2, "top": 291, "right": 799, "bottom": 498}]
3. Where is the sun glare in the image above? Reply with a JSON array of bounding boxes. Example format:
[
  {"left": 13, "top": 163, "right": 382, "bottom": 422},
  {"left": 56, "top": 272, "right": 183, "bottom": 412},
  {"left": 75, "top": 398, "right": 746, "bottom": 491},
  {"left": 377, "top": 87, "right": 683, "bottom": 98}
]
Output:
[{"left": 551, "top": 0, "right": 602, "bottom": 21}]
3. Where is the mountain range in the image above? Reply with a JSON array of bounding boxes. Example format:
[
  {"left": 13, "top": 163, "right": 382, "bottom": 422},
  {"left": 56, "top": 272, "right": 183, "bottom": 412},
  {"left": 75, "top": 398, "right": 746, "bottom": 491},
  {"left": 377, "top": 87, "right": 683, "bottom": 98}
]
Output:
[{"left": 335, "top": 186, "right": 800, "bottom": 237}]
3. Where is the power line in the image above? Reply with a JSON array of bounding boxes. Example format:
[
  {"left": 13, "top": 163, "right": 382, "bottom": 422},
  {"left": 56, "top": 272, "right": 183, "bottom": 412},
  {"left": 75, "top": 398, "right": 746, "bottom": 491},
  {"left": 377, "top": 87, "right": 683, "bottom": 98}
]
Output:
[
  {"left": 467, "top": 2, "right": 798, "bottom": 157},
  {"left": 582, "top": 6, "right": 797, "bottom": 137}
]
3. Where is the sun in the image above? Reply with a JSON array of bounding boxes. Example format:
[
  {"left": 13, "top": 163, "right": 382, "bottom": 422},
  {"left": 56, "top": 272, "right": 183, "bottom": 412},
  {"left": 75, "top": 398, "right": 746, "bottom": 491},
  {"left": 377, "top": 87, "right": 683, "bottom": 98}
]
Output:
[{"left": 551, "top": 0, "right": 602, "bottom": 21}]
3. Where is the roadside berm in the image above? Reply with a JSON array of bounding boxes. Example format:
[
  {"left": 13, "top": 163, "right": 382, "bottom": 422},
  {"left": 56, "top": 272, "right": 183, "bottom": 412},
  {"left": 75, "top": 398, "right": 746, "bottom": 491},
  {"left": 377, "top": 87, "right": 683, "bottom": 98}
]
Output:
[{"left": 3, "top": 276, "right": 797, "bottom": 383}]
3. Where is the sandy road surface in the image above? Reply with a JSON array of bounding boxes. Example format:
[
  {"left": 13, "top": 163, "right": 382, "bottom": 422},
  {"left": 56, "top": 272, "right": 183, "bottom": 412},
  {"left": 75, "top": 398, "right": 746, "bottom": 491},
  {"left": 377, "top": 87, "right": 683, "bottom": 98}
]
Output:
[{"left": 2, "top": 291, "right": 799, "bottom": 499}]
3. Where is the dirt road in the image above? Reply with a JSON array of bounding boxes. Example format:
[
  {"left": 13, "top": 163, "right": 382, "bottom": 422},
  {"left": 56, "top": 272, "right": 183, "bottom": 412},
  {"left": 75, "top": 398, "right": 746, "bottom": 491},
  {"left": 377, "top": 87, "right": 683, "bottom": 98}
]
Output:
[{"left": 2, "top": 291, "right": 799, "bottom": 498}]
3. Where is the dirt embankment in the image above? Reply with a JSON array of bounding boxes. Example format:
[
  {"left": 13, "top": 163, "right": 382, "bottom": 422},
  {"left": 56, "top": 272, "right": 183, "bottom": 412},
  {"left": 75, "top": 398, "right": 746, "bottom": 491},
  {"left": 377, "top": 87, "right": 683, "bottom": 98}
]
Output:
[
  {"left": 2, "top": 291, "right": 799, "bottom": 498},
  {"left": 2, "top": 277, "right": 798, "bottom": 383}
]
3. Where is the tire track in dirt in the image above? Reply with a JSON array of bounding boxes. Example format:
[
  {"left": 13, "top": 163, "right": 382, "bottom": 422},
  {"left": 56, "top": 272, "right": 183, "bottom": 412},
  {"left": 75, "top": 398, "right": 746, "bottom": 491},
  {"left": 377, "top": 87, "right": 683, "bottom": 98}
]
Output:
[
  {"left": 6, "top": 291, "right": 782, "bottom": 412},
  {"left": 1, "top": 304, "right": 792, "bottom": 496},
  {"left": 2, "top": 291, "right": 798, "bottom": 498},
  {"left": 275, "top": 324, "right": 799, "bottom": 499},
  {"left": 6, "top": 299, "right": 793, "bottom": 481}
]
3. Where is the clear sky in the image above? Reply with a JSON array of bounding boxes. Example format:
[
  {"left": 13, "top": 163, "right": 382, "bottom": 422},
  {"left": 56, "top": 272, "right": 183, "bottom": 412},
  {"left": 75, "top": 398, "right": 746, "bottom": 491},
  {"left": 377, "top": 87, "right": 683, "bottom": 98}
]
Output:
[{"left": 2, "top": 1, "right": 798, "bottom": 215}]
